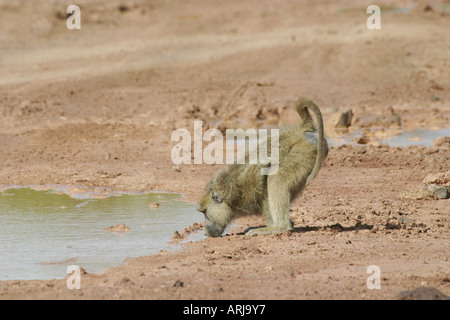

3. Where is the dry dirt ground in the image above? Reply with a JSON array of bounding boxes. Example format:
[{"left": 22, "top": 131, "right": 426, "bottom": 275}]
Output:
[{"left": 0, "top": 0, "right": 449, "bottom": 299}]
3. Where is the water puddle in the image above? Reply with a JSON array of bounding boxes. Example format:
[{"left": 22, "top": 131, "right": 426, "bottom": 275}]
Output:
[
  {"left": 329, "top": 128, "right": 449, "bottom": 147},
  {"left": 380, "top": 128, "right": 450, "bottom": 147},
  {"left": 0, "top": 187, "right": 206, "bottom": 281}
]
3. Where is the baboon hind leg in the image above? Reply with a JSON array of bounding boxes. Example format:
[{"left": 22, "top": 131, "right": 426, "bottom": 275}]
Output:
[
  {"left": 246, "top": 175, "right": 294, "bottom": 236},
  {"left": 261, "top": 198, "right": 273, "bottom": 226}
]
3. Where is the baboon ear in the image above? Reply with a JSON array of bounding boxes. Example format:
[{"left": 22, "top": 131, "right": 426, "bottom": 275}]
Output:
[{"left": 211, "top": 191, "right": 222, "bottom": 203}]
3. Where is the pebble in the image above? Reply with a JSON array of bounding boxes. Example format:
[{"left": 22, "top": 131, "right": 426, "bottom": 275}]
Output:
[
  {"left": 173, "top": 279, "right": 184, "bottom": 287},
  {"left": 119, "top": 277, "right": 134, "bottom": 286},
  {"left": 103, "top": 224, "right": 131, "bottom": 233},
  {"left": 149, "top": 202, "right": 160, "bottom": 209},
  {"left": 434, "top": 187, "right": 449, "bottom": 199},
  {"left": 426, "top": 184, "right": 450, "bottom": 199},
  {"left": 433, "top": 137, "right": 450, "bottom": 147}
]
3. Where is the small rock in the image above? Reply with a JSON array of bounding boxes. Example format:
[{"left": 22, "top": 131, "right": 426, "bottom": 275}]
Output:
[
  {"left": 368, "top": 140, "right": 382, "bottom": 148},
  {"left": 103, "top": 224, "right": 131, "bottom": 233},
  {"left": 400, "top": 189, "right": 435, "bottom": 200},
  {"left": 397, "top": 287, "right": 449, "bottom": 300},
  {"left": 284, "top": 269, "right": 295, "bottom": 277},
  {"left": 355, "top": 135, "right": 370, "bottom": 145},
  {"left": 424, "top": 4, "right": 433, "bottom": 12},
  {"left": 149, "top": 202, "right": 160, "bottom": 209},
  {"left": 335, "top": 109, "right": 353, "bottom": 134},
  {"left": 430, "top": 95, "right": 440, "bottom": 102},
  {"left": 423, "top": 172, "right": 450, "bottom": 187},
  {"left": 118, "top": 5, "right": 129, "bottom": 12},
  {"left": 79, "top": 267, "right": 88, "bottom": 275},
  {"left": 434, "top": 187, "right": 449, "bottom": 199},
  {"left": 172, "top": 166, "right": 181, "bottom": 172},
  {"left": 172, "top": 230, "right": 183, "bottom": 241},
  {"left": 397, "top": 217, "right": 415, "bottom": 226},
  {"left": 426, "top": 184, "right": 440, "bottom": 193},
  {"left": 119, "top": 277, "right": 134, "bottom": 286},
  {"left": 433, "top": 137, "right": 450, "bottom": 147},
  {"left": 173, "top": 279, "right": 184, "bottom": 287}
]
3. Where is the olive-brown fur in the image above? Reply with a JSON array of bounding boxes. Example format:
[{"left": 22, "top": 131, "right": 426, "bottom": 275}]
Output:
[{"left": 198, "top": 98, "right": 328, "bottom": 237}]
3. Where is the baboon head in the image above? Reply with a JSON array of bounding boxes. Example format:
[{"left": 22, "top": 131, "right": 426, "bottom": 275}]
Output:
[{"left": 198, "top": 187, "right": 232, "bottom": 237}]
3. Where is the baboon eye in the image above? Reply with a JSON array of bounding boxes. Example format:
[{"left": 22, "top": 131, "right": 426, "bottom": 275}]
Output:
[{"left": 211, "top": 192, "right": 222, "bottom": 203}]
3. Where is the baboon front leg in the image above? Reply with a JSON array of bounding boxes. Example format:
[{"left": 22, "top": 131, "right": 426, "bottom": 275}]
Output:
[{"left": 246, "top": 177, "right": 293, "bottom": 236}]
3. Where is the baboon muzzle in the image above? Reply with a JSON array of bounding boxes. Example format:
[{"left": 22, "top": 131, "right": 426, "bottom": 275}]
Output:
[{"left": 204, "top": 218, "right": 225, "bottom": 237}]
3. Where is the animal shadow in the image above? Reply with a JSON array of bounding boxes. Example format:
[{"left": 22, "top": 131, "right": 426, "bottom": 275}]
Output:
[{"left": 240, "top": 221, "right": 375, "bottom": 236}]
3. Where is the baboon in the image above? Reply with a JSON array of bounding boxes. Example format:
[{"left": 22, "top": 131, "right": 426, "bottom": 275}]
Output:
[{"left": 198, "top": 98, "right": 328, "bottom": 237}]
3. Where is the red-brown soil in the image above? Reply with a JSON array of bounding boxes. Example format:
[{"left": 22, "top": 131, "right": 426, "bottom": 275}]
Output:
[{"left": 0, "top": 0, "right": 448, "bottom": 299}]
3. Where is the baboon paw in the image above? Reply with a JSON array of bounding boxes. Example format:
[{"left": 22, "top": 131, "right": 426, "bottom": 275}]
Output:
[{"left": 245, "top": 227, "right": 290, "bottom": 236}]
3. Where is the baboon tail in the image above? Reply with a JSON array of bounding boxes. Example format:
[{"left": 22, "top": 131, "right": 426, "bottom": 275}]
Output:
[{"left": 295, "top": 98, "right": 326, "bottom": 184}]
